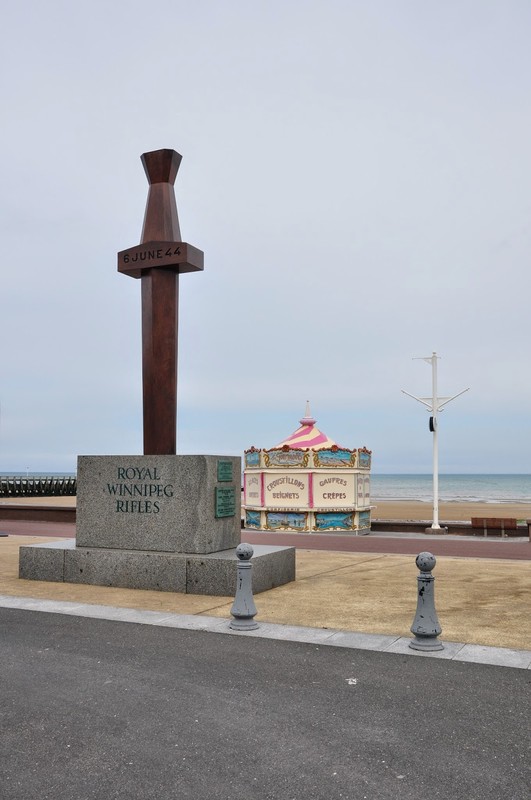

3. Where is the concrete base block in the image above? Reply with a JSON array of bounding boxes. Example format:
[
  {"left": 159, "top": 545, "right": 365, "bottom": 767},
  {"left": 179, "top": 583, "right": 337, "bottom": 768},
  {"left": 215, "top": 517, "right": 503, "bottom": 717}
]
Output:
[
  {"left": 19, "top": 540, "right": 295, "bottom": 596},
  {"left": 18, "top": 542, "right": 68, "bottom": 583},
  {"left": 65, "top": 546, "right": 189, "bottom": 592}
]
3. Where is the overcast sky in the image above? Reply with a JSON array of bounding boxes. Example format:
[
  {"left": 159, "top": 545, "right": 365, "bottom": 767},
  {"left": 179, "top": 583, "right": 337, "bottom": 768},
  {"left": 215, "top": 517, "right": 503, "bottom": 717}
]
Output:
[{"left": 1, "top": 1, "right": 530, "bottom": 474}]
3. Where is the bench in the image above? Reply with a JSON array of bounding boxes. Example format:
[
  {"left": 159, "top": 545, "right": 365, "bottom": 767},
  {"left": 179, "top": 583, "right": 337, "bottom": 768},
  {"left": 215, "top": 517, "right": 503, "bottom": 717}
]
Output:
[{"left": 471, "top": 517, "right": 518, "bottom": 537}]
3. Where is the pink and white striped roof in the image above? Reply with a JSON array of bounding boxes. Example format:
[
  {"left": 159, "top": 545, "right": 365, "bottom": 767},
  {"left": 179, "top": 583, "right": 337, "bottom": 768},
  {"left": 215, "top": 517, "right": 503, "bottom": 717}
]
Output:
[{"left": 274, "top": 403, "right": 341, "bottom": 450}]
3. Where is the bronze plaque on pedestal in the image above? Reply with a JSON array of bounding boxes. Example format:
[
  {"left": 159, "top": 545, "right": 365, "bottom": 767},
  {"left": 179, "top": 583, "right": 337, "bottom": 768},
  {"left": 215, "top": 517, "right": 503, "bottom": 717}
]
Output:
[
  {"left": 217, "top": 460, "right": 234, "bottom": 482},
  {"left": 215, "top": 486, "right": 236, "bottom": 518}
]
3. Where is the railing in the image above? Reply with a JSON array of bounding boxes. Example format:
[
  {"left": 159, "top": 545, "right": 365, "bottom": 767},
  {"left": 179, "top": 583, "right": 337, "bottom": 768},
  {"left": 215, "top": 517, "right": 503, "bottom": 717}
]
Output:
[{"left": 0, "top": 476, "right": 77, "bottom": 497}]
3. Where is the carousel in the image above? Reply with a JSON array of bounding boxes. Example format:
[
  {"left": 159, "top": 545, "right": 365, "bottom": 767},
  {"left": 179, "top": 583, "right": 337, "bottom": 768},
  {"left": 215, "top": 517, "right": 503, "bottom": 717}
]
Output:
[{"left": 243, "top": 403, "right": 372, "bottom": 533}]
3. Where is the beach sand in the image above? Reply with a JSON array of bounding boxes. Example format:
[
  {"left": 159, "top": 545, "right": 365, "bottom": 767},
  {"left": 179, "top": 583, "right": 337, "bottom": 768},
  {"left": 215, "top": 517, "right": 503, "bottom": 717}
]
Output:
[
  {"left": 1, "top": 536, "right": 530, "bottom": 649},
  {"left": 2, "top": 495, "right": 531, "bottom": 523},
  {"left": 372, "top": 499, "right": 531, "bottom": 522}
]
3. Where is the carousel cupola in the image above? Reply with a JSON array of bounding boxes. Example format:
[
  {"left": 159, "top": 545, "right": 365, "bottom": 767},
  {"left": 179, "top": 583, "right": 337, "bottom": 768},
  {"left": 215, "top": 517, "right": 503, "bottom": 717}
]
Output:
[{"left": 274, "top": 402, "right": 339, "bottom": 451}]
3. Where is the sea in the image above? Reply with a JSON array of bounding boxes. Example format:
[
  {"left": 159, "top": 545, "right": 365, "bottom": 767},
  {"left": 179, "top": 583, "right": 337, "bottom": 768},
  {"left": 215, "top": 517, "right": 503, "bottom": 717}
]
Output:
[
  {"left": 371, "top": 474, "right": 531, "bottom": 504},
  {"left": 2, "top": 471, "right": 531, "bottom": 504}
]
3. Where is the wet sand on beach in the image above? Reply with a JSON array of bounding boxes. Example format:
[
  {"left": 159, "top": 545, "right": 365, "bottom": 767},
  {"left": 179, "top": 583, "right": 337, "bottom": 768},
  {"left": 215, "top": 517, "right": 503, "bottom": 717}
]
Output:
[{"left": 372, "top": 499, "right": 531, "bottom": 522}]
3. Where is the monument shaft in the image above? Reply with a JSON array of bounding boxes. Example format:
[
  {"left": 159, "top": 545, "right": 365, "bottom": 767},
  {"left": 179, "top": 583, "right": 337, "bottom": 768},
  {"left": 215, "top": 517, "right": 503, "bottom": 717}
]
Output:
[
  {"left": 117, "top": 148, "right": 204, "bottom": 455},
  {"left": 141, "top": 269, "right": 179, "bottom": 454}
]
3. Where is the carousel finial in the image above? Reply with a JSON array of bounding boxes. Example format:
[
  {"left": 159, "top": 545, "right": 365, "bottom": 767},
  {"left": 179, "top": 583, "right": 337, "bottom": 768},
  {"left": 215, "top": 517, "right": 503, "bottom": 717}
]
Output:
[{"left": 300, "top": 400, "right": 316, "bottom": 427}]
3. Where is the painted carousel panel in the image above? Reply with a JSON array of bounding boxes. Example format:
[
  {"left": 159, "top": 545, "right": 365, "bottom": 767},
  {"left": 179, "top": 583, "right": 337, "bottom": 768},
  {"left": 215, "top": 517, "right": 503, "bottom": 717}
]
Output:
[
  {"left": 358, "top": 449, "right": 372, "bottom": 469},
  {"left": 314, "top": 512, "right": 355, "bottom": 531},
  {"left": 264, "top": 448, "right": 309, "bottom": 468},
  {"left": 358, "top": 510, "right": 371, "bottom": 530},
  {"left": 245, "top": 510, "right": 262, "bottom": 529},
  {"left": 244, "top": 450, "right": 261, "bottom": 468},
  {"left": 313, "top": 449, "right": 357, "bottom": 468},
  {"left": 266, "top": 512, "right": 308, "bottom": 531}
]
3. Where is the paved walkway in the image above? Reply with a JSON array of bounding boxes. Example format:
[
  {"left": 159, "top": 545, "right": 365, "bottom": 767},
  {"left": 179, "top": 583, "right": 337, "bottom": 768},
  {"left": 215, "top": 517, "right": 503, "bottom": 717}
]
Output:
[
  {"left": 243, "top": 528, "right": 531, "bottom": 560},
  {"left": 2, "top": 519, "right": 529, "bottom": 558}
]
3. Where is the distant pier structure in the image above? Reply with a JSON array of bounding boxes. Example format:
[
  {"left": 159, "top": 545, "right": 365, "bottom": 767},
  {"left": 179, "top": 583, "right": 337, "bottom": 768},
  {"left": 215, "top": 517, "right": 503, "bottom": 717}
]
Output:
[
  {"left": 243, "top": 404, "right": 372, "bottom": 533},
  {"left": 0, "top": 475, "right": 76, "bottom": 497}
]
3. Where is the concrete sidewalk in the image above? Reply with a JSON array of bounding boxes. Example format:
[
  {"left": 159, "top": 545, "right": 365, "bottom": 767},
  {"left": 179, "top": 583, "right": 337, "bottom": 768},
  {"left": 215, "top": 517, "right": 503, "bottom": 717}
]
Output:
[{"left": 1, "top": 532, "right": 530, "bottom": 668}]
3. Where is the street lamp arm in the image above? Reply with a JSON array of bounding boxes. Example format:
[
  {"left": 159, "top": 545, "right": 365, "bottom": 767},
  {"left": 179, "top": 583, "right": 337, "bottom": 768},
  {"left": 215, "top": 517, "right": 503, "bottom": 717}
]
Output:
[
  {"left": 401, "top": 389, "right": 433, "bottom": 410},
  {"left": 436, "top": 387, "right": 470, "bottom": 411}
]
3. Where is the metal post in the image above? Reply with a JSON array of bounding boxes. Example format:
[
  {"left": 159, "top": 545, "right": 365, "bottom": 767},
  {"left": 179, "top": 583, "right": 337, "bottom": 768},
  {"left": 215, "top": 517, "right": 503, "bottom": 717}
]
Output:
[
  {"left": 402, "top": 353, "right": 469, "bottom": 532},
  {"left": 409, "top": 552, "right": 443, "bottom": 651},
  {"left": 229, "top": 543, "right": 259, "bottom": 631},
  {"left": 431, "top": 354, "right": 440, "bottom": 529}
]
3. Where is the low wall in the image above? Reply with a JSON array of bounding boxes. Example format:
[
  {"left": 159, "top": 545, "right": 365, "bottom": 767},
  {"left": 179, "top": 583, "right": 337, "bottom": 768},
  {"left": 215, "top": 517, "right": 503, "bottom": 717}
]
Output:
[
  {"left": 371, "top": 519, "right": 527, "bottom": 537},
  {"left": 0, "top": 505, "right": 76, "bottom": 523}
]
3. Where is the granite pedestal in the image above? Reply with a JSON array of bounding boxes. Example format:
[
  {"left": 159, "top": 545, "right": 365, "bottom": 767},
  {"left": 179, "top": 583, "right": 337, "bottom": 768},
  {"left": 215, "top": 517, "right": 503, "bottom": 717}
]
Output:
[{"left": 19, "top": 455, "right": 295, "bottom": 595}]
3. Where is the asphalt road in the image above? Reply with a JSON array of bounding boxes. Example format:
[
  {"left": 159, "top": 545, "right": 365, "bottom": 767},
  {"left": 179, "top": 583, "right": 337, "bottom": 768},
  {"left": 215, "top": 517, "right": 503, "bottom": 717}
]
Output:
[{"left": 1, "top": 608, "right": 529, "bottom": 800}]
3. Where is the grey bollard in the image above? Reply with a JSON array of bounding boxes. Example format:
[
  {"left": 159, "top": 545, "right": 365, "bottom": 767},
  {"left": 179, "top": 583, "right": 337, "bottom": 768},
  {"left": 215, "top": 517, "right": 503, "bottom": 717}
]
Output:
[
  {"left": 229, "top": 543, "right": 259, "bottom": 631},
  {"left": 409, "top": 552, "right": 444, "bottom": 651}
]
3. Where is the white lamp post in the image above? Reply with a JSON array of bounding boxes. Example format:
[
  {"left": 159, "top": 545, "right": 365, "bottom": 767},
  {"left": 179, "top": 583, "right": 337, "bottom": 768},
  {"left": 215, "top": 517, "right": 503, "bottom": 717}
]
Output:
[{"left": 402, "top": 352, "right": 469, "bottom": 531}]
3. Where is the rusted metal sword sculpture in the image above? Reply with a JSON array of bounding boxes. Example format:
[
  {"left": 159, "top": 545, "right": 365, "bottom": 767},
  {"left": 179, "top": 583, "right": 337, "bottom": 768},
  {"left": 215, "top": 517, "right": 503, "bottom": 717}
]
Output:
[{"left": 118, "top": 149, "right": 203, "bottom": 455}]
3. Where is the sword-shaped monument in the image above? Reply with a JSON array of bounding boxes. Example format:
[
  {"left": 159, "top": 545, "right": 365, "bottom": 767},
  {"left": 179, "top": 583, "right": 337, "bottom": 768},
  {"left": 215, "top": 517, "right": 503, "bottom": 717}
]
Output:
[
  {"left": 117, "top": 149, "right": 204, "bottom": 455},
  {"left": 20, "top": 149, "right": 295, "bottom": 595}
]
